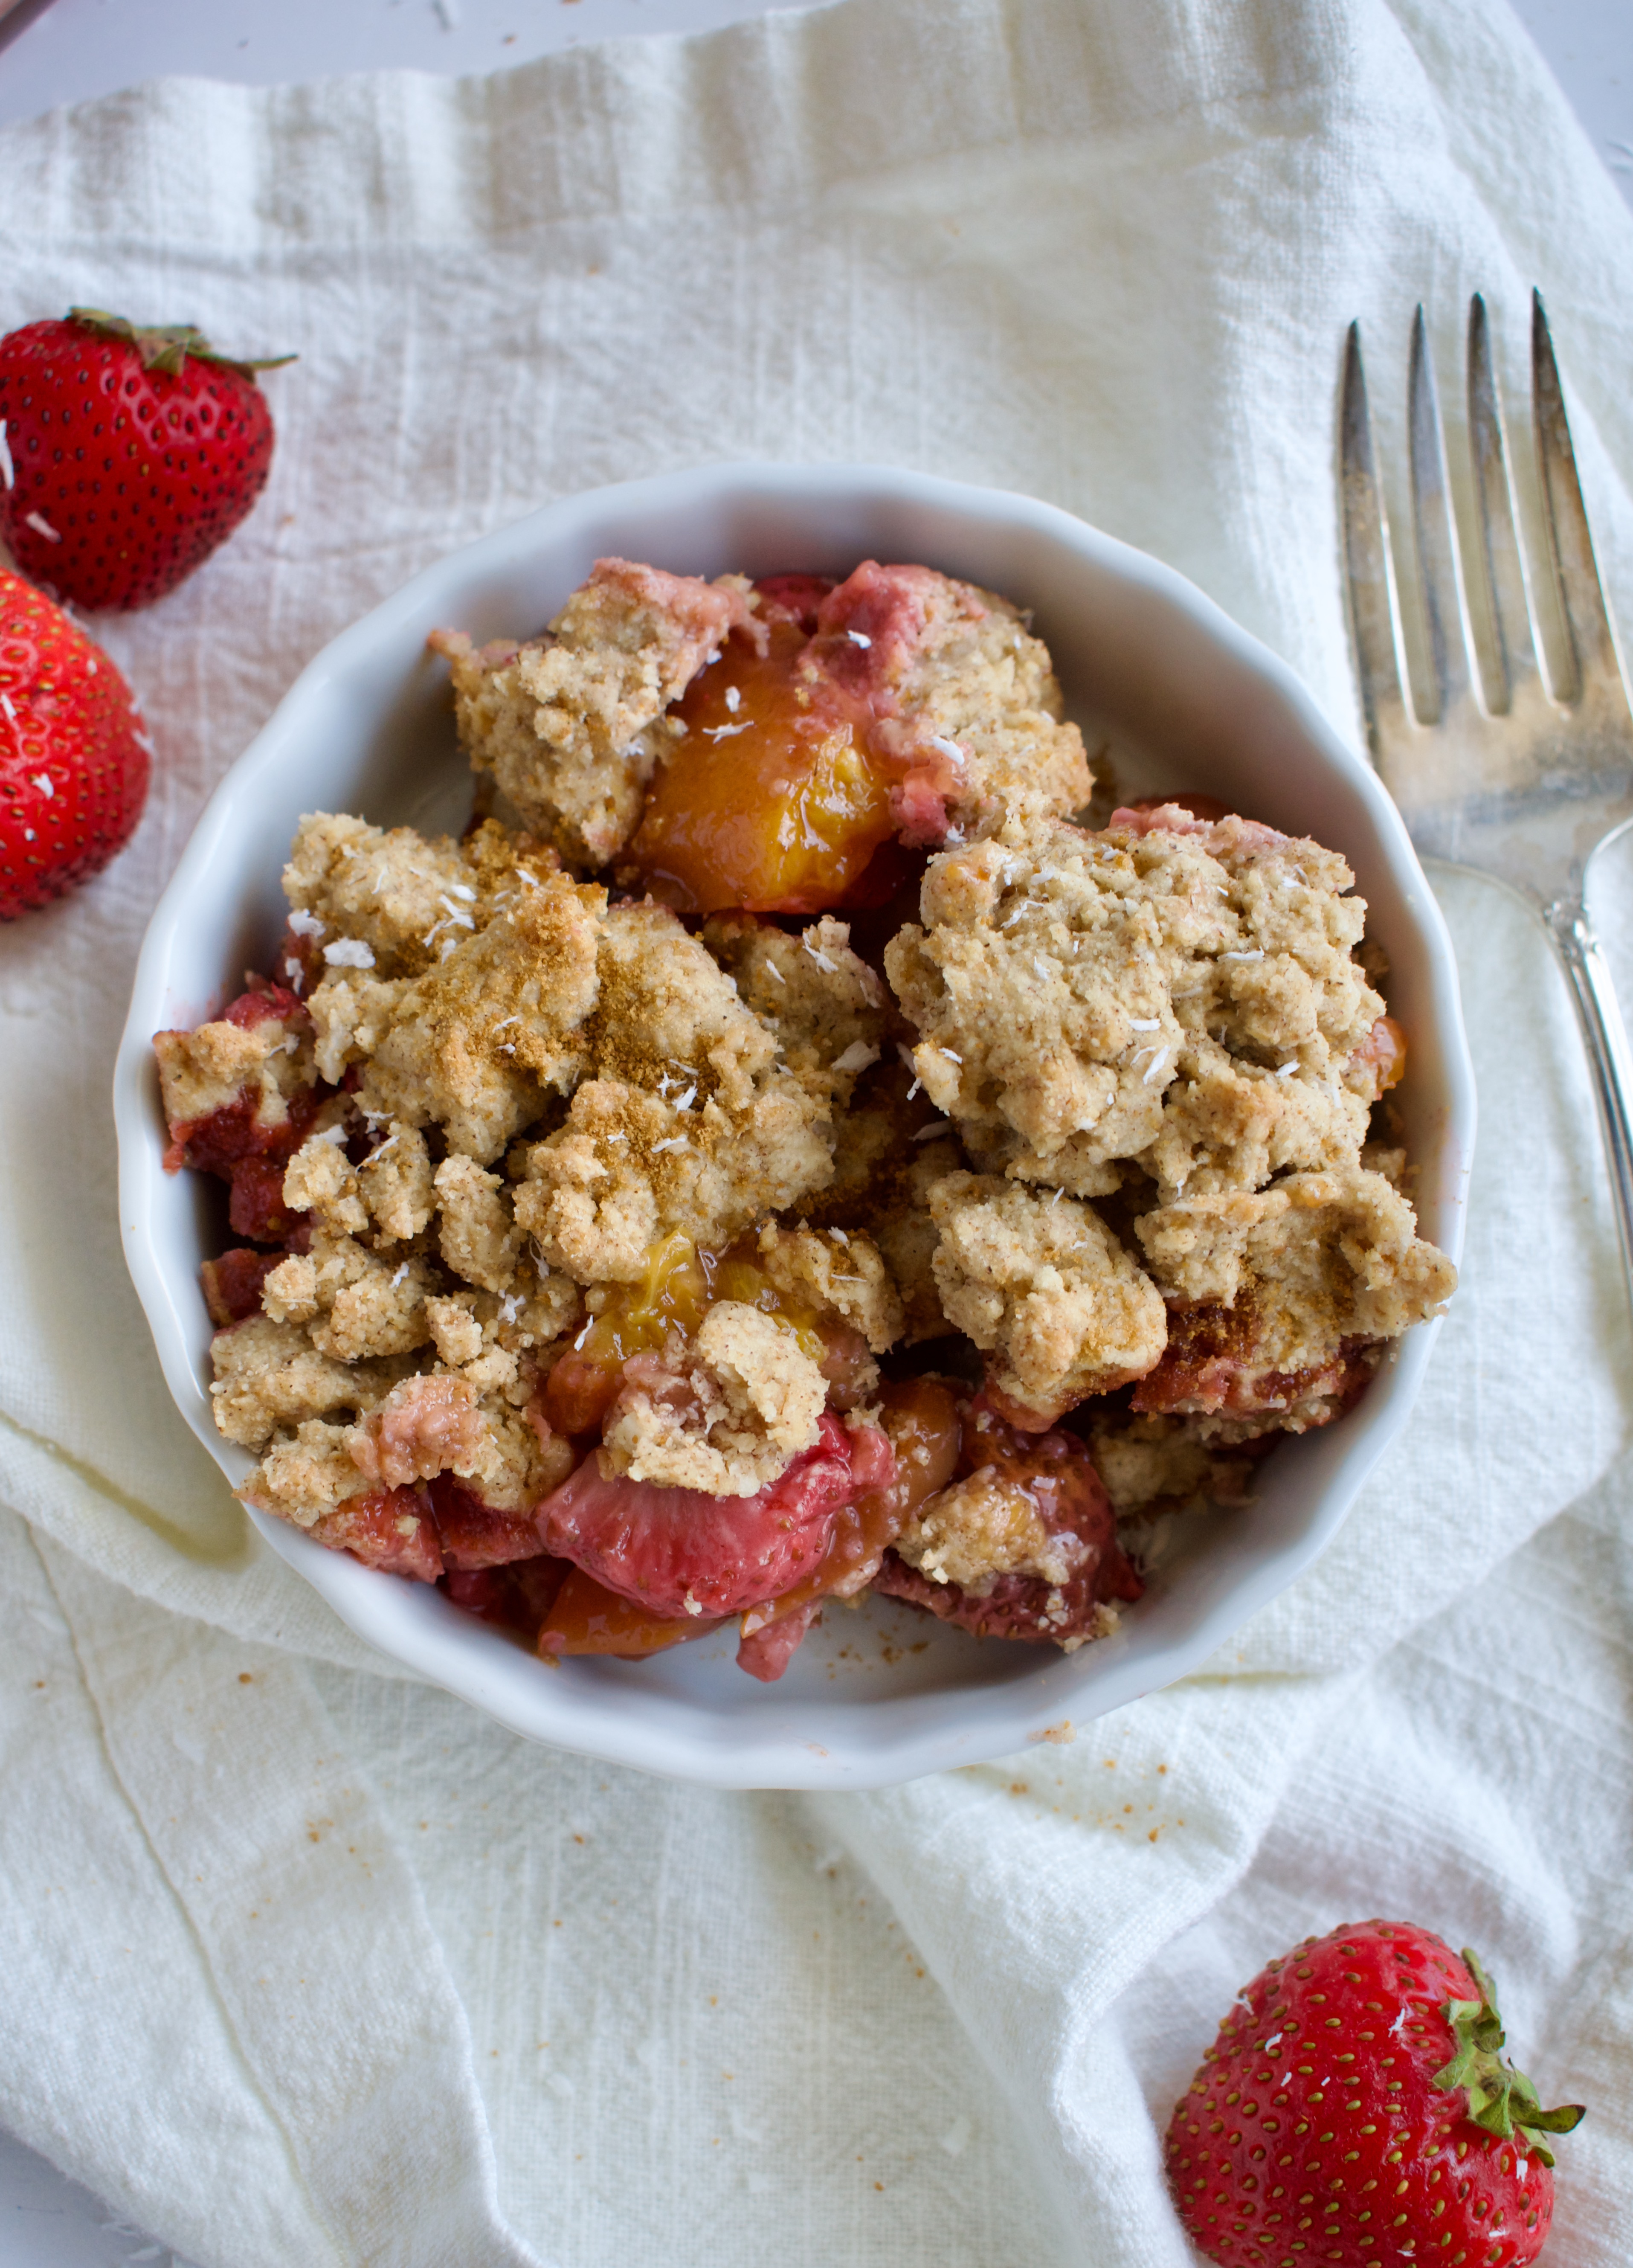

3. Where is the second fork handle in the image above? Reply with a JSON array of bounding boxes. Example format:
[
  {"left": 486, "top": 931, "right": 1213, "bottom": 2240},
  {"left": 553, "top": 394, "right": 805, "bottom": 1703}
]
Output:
[{"left": 1549, "top": 899, "right": 1633, "bottom": 1318}]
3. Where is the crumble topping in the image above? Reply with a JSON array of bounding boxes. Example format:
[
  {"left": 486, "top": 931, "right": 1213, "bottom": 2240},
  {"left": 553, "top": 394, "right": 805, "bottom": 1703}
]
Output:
[
  {"left": 885, "top": 806, "right": 1384, "bottom": 1199},
  {"left": 809, "top": 562, "right": 1093, "bottom": 839},
  {"left": 894, "top": 1467, "right": 1075, "bottom": 1593},
  {"left": 701, "top": 912, "right": 889, "bottom": 1110},
  {"left": 928, "top": 1170, "right": 1169, "bottom": 1422},
  {"left": 160, "top": 555, "right": 1455, "bottom": 1684},
  {"left": 599, "top": 1302, "right": 828, "bottom": 1498},
  {"left": 1131, "top": 1164, "right": 1456, "bottom": 1417},
  {"left": 513, "top": 904, "right": 831, "bottom": 1277},
  {"left": 154, "top": 997, "right": 312, "bottom": 1148},
  {"left": 433, "top": 558, "right": 760, "bottom": 865}
]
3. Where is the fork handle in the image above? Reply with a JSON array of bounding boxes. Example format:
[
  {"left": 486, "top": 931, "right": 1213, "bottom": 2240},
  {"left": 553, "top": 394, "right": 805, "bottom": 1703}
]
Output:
[{"left": 1550, "top": 901, "right": 1633, "bottom": 1312}]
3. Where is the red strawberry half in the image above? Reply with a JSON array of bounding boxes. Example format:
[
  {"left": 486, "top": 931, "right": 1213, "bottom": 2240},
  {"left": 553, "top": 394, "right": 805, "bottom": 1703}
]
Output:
[
  {"left": 0, "top": 567, "right": 150, "bottom": 916},
  {"left": 1165, "top": 1919, "right": 1584, "bottom": 2268},
  {"left": 0, "top": 308, "right": 292, "bottom": 611}
]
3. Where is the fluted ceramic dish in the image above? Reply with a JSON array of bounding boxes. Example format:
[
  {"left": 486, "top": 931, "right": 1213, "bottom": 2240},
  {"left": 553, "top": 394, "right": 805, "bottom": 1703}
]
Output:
[{"left": 114, "top": 463, "right": 1474, "bottom": 1790}]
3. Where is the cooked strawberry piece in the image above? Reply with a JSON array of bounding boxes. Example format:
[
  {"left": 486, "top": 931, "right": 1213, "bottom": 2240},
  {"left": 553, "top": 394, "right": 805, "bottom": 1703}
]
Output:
[
  {"left": 274, "top": 926, "right": 322, "bottom": 998},
  {"left": 307, "top": 1487, "right": 443, "bottom": 1582},
  {"left": 736, "top": 1382, "right": 947, "bottom": 1681},
  {"left": 736, "top": 1606, "right": 819, "bottom": 1681},
  {"left": 539, "top": 1568, "right": 725, "bottom": 1659},
  {"left": 1132, "top": 1306, "right": 1375, "bottom": 1421},
  {"left": 541, "top": 1349, "right": 627, "bottom": 1440},
  {"left": 427, "top": 1476, "right": 548, "bottom": 1571},
  {"left": 538, "top": 1410, "right": 861, "bottom": 1619},
  {"left": 810, "top": 560, "right": 969, "bottom": 691},
  {"left": 442, "top": 1566, "right": 506, "bottom": 1619},
  {"left": 626, "top": 619, "right": 896, "bottom": 915},
  {"left": 227, "top": 1153, "right": 308, "bottom": 1243},
  {"left": 170, "top": 1077, "right": 319, "bottom": 1179},
  {"left": 873, "top": 1397, "right": 1142, "bottom": 1644},
  {"left": 872, "top": 1552, "right": 1140, "bottom": 1644},
  {"left": 199, "top": 1247, "right": 278, "bottom": 1327},
  {"left": 752, "top": 573, "right": 835, "bottom": 631},
  {"left": 221, "top": 980, "right": 305, "bottom": 1030},
  {"left": 443, "top": 1555, "right": 571, "bottom": 1637}
]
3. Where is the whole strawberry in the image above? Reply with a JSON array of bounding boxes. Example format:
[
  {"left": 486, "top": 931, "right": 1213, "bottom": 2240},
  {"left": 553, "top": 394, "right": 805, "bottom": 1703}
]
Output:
[
  {"left": 0, "top": 308, "right": 292, "bottom": 610},
  {"left": 0, "top": 567, "right": 150, "bottom": 914},
  {"left": 1165, "top": 1920, "right": 1584, "bottom": 2268}
]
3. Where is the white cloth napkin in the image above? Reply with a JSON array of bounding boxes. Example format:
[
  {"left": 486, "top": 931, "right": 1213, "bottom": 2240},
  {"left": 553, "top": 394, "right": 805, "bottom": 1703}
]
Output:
[{"left": 3, "top": 2, "right": 1633, "bottom": 2262}]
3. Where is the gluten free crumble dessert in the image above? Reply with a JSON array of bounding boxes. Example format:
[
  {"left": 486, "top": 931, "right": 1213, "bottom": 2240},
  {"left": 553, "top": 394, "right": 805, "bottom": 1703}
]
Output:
[{"left": 156, "top": 557, "right": 1455, "bottom": 1681}]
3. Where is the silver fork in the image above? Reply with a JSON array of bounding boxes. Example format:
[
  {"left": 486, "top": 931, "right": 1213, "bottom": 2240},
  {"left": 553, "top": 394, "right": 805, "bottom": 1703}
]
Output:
[{"left": 1340, "top": 290, "right": 1633, "bottom": 1305}]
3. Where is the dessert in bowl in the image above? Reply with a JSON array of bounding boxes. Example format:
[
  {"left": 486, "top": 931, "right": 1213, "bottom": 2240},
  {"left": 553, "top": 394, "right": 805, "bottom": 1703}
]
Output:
[{"left": 115, "top": 463, "right": 1473, "bottom": 1789}]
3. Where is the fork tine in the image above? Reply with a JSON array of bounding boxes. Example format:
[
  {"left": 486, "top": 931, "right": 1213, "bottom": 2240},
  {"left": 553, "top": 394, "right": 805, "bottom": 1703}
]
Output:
[
  {"left": 1531, "top": 289, "right": 1625, "bottom": 709},
  {"left": 1339, "top": 320, "right": 1411, "bottom": 756},
  {"left": 1465, "top": 293, "right": 1539, "bottom": 712},
  {"left": 1407, "top": 305, "right": 1473, "bottom": 722}
]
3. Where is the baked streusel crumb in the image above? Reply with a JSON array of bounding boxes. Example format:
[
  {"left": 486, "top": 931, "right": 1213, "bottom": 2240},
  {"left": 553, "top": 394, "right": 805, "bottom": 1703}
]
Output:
[{"left": 157, "top": 557, "right": 1453, "bottom": 1681}]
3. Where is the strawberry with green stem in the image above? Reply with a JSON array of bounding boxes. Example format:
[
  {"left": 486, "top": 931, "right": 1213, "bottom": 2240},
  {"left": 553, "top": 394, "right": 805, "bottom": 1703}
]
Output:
[
  {"left": 0, "top": 308, "right": 293, "bottom": 611},
  {"left": 1165, "top": 1919, "right": 1584, "bottom": 2268}
]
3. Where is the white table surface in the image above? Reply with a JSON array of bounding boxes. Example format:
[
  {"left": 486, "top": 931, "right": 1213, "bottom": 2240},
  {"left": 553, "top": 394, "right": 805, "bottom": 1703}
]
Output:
[{"left": 0, "top": 0, "right": 1629, "bottom": 2262}]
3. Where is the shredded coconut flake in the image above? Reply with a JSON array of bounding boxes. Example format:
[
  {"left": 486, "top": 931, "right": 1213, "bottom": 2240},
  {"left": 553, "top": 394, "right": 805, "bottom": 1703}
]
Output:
[
  {"left": 846, "top": 629, "right": 872, "bottom": 649},
  {"left": 391, "top": 1263, "right": 409, "bottom": 1288},
  {"left": 764, "top": 961, "right": 785, "bottom": 984},
  {"left": 28, "top": 771, "right": 51, "bottom": 798},
  {"left": 1276, "top": 1060, "right": 1299, "bottom": 1078},
  {"left": 1142, "top": 1047, "right": 1171, "bottom": 1085},
  {"left": 23, "top": 510, "right": 59, "bottom": 543},
  {"left": 323, "top": 938, "right": 376, "bottom": 969},
  {"left": 831, "top": 1040, "right": 880, "bottom": 1076},
  {"left": 929, "top": 734, "right": 962, "bottom": 759},
  {"left": 704, "top": 722, "right": 749, "bottom": 742},
  {"left": 724, "top": 686, "right": 741, "bottom": 713},
  {"left": 0, "top": 693, "right": 13, "bottom": 723},
  {"left": 0, "top": 421, "right": 11, "bottom": 489},
  {"left": 803, "top": 938, "right": 838, "bottom": 975},
  {"left": 911, "top": 1119, "right": 949, "bottom": 1142},
  {"left": 1221, "top": 948, "right": 1265, "bottom": 962},
  {"left": 652, "top": 1136, "right": 687, "bottom": 1153},
  {"left": 1128, "top": 1017, "right": 1159, "bottom": 1031}
]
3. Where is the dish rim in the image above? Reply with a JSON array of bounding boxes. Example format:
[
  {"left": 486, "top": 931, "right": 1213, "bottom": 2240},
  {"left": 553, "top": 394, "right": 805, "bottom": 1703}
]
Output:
[{"left": 113, "top": 459, "right": 1476, "bottom": 1789}]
